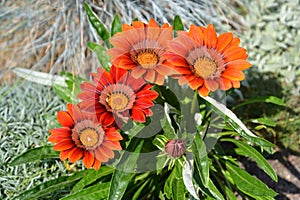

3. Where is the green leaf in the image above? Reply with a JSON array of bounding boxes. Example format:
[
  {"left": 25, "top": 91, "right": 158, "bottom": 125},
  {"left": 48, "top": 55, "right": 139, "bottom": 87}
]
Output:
[
  {"left": 62, "top": 71, "right": 87, "bottom": 97},
  {"left": 192, "top": 133, "right": 210, "bottom": 187},
  {"left": 125, "top": 122, "right": 145, "bottom": 137},
  {"left": 164, "top": 161, "right": 186, "bottom": 199},
  {"left": 84, "top": 2, "right": 110, "bottom": 46},
  {"left": 132, "top": 180, "right": 150, "bottom": 200},
  {"left": 182, "top": 153, "right": 199, "bottom": 200},
  {"left": 207, "top": 179, "right": 225, "bottom": 200},
  {"left": 12, "top": 67, "right": 67, "bottom": 87},
  {"left": 158, "top": 86, "right": 181, "bottom": 111},
  {"left": 250, "top": 117, "right": 276, "bottom": 127},
  {"left": 111, "top": 15, "right": 122, "bottom": 37},
  {"left": 226, "top": 162, "right": 277, "bottom": 198},
  {"left": 202, "top": 96, "right": 274, "bottom": 147},
  {"left": 61, "top": 182, "right": 110, "bottom": 200},
  {"left": 71, "top": 166, "right": 114, "bottom": 193},
  {"left": 173, "top": 15, "right": 184, "bottom": 31},
  {"left": 233, "top": 96, "right": 285, "bottom": 109},
  {"left": 87, "top": 42, "right": 110, "bottom": 71},
  {"left": 53, "top": 83, "right": 76, "bottom": 103},
  {"left": 12, "top": 170, "right": 92, "bottom": 200},
  {"left": 224, "top": 185, "right": 237, "bottom": 200},
  {"left": 222, "top": 138, "right": 277, "bottom": 182},
  {"left": 9, "top": 146, "right": 59, "bottom": 166},
  {"left": 153, "top": 134, "right": 168, "bottom": 150},
  {"left": 160, "top": 104, "right": 177, "bottom": 139},
  {"left": 107, "top": 139, "right": 144, "bottom": 200}
]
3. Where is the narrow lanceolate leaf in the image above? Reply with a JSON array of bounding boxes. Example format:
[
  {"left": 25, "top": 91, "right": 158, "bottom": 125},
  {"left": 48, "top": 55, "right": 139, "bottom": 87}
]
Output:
[
  {"left": 108, "top": 139, "right": 144, "bottom": 200},
  {"left": 160, "top": 103, "right": 177, "bottom": 139},
  {"left": 226, "top": 162, "right": 277, "bottom": 198},
  {"left": 222, "top": 138, "right": 277, "bottom": 182},
  {"left": 182, "top": 153, "right": 199, "bottom": 200},
  {"left": 87, "top": 42, "right": 110, "bottom": 71},
  {"left": 9, "top": 146, "right": 59, "bottom": 166},
  {"left": 61, "top": 182, "right": 110, "bottom": 200},
  {"left": 192, "top": 133, "right": 210, "bottom": 187},
  {"left": 12, "top": 67, "right": 67, "bottom": 87},
  {"left": 12, "top": 170, "right": 92, "bottom": 200},
  {"left": 84, "top": 2, "right": 110, "bottom": 45},
  {"left": 53, "top": 83, "right": 78, "bottom": 103},
  {"left": 71, "top": 166, "right": 114, "bottom": 193},
  {"left": 233, "top": 96, "right": 286, "bottom": 109},
  {"left": 202, "top": 96, "right": 274, "bottom": 147},
  {"left": 173, "top": 15, "right": 184, "bottom": 31},
  {"left": 164, "top": 161, "right": 186, "bottom": 200},
  {"left": 111, "top": 15, "right": 122, "bottom": 37},
  {"left": 207, "top": 179, "right": 225, "bottom": 200}
]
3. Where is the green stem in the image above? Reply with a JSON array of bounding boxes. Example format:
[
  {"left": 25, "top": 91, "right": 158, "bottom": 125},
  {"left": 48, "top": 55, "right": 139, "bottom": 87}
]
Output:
[{"left": 190, "top": 90, "right": 198, "bottom": 114}]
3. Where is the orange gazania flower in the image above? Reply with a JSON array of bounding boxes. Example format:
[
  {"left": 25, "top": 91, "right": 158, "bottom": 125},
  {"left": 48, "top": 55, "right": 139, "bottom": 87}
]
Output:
[
  {"left": 78, "top": 65, "right": 159, "bottom": 126},
  {"left": 48, "top": 104, "right": 123, "bottom": 170},
  {"left": 107, "top": 19, "right": 174, "bottom": 85},
  {"left": 165, "top": 24, "right": 251, "bottom": 96}
]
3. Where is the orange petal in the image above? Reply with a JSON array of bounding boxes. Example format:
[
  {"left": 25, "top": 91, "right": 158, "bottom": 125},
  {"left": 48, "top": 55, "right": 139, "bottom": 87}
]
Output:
[
  {"left": 152, "top": 73, "right": 163, "bottom": 85},
  {"left": 189, "top": 24, "right": 204, "bottom": 45},
  {"left": 189, "top": 77, "right": 204, "bottom": 90},
  {"left": 100, "top": 112, "right": 115, "bottom": 126},
  {"left": 232, "top": 81, "right": 241, "bottom": 88},
  {"left": 94, "top": 147, "right": 109, "bottom": 162},
  {"left": 131, "top": 67, "right": 147, "bottom": 79},
  {"left": 93, "top": 159, "right": 101, "bottom": 170},
  {"left": 223, "top": 47, "right": 247, "bottom": 62},
  {"left": 226, "top": 59, "right": 252, "bottom": 70},
  {"left": 132, "top": 21, "right": 144, "bottom": 29},
  {"left": 215, "top": 77, "right": 232, "bottom": 91},
  {"left": 178, "top": 75, "right": 189, "bottom": 85},
  {"left": 122, "top": 24, "right": 134, "bottom": 31},
  {"left": 155, "top": 65, "right": 175, "bottom": 76},
  {"left": 82, "top": 151, "right": 95, "bottom": 169},
  {"left": 57, "top": 111, "right": 74, "bottom": 127},
  {"left": 53, "top": 139, "right": 75, "bottom": 151},
  {"left": 222, "top": 70, "right": 245, "bottom": 81},
  {"left": 168, "top": 40, "right": 188, "bottom": 57},
  {"left": 198, "top": 86, "right": 210, "bottom": 97},
  {"left": 119, "top": 58, "right": 136, "bottom": 70},
  {"left": 148, "top": 18, "right": 159, "bottom": 27},
  {"left": 136, "top": 89, "right": 158, "bottom": 99},
  {"left": 205, "top": 24, "right": 217, "bottom": 48},
  {"left": 48, "top": 132, "right": 71, "bottom": 143},
  {"left": 69, "top": 148, "right": 83, "bottom": 163},
  {"left": 216, "top": 32, "right": 233, "bottom": 52},
  {"left": 103, "top": 140, "right": 122, "bottom": 151},
  {"left": 204, "top": 79, "right": 219, "bottom": 91},
  {"left": 60, "top": 147, "right": 75, "bottom": 161},
  {"left": 105, "top": 129, "right": 123, "bottom": 141},
  {"left": 144, "top": 69, "right": 156, "bottom": 83},
  {"left": 166, "top": 56, "right": 188, "bottom": 67},
  {"left": 67, "top": 104, "right": 82, "bottom": 123},
  {"left": 49, "top": 127, "right": 71, "bottom": 135},
  {"left": 131, "top": 107, "right": 146, "bottom": 123},
  {"left": 99, "top": 146, "right": 114, "bottom": 159}
]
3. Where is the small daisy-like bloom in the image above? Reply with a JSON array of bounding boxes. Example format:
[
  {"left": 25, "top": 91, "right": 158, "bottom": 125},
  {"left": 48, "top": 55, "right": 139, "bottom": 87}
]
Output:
[
  {"left": 107, "top": 18, "right": 174, "bottom": 85},
  {"left": 48, "top": 104, "right": 123, "bottom": 170},
  {"left": 78, "top": 65, "right": 159, "bottom": 126},
  {"left": 165, "top": 24, "right": 251, "bottom": 96}
]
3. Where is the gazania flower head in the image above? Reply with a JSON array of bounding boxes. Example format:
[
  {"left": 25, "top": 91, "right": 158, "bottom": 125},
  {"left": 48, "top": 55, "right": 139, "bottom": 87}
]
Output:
[
  {"left": 48, "top": 104, "right": 123, "bottom": 170},
  {"left": 78, "top": 65, "right": 159, "bottom": 126},
  {"left": 107, "top": 18, "right": 175, "bottom": 85},
  {"left": 165, "top": 24, "right": 251, "bottom": 96}
]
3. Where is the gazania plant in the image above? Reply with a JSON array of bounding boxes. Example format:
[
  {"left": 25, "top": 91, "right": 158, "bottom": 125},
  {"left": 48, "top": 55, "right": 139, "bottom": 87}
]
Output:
[{"left": 10, "top": 2, "right": 278, "bottom": 200}]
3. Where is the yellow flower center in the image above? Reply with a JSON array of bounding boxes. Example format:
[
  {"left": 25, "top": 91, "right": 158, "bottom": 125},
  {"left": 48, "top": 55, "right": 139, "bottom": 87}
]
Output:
[
  {"left": 80, "top": 128, "right": 99, "bottom": 147},
  {"left": 107, "top": 93, "right": 129, "bottom": 111},
  {"left": 193, "top": 57, "right": 217, "bottom": 79},
  {"left": 136, "top": 51, "right": 158, "bottom": 69}
]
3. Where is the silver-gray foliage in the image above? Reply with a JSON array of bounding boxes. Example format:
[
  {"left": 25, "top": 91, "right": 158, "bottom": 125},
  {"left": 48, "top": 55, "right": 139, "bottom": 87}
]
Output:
[{"left": 0, "top": 81, "right": 67, "bottom": 199}]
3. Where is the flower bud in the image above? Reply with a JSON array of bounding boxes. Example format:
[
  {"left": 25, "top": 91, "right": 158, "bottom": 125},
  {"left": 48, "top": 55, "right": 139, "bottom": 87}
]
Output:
[{"left": 165, "top": 139, "right": 186, "bottom": 158}]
